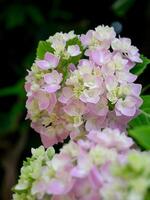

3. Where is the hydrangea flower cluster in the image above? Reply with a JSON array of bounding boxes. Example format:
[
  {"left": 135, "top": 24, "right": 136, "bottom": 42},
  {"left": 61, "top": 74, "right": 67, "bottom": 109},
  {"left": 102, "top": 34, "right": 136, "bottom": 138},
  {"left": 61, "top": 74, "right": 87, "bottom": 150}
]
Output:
[
  {"left": 13, "top": 25, "right": 149, "bottom": 199},
  {"left": 13, "top": 128, "right": 135, "bottom": 200},
  {"left": 25, "top": 25, "right": 142, "bottom": 147}
]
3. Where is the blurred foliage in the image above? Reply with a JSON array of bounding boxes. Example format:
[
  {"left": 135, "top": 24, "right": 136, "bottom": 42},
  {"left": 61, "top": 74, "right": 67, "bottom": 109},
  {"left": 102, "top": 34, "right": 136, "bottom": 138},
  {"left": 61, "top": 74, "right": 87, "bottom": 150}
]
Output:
[
  {"left": 129, "top": 125, "right": 150, "bottom": 150},
  {"left": 3, "top": 4, "right": 45, "bottom": 29},
  {"left": 0, "top": 80, "right": 24, "bottom": 97},
  {"left": 128, "top": 95, "right": 150, "bottom": 152},
  {"left": 0, "top": 97, "right": 24, "bottom": 136},
  {"left": 128, "top": 59, "right": 150, "bottom": 150},
  {"left": 129, "top": 95, "right": 150, "bottom": 128},
  {"left": 131, "top": 55, "right": 150, "bottom": 76},
  {"left": 112, "top": 0, "right": 136, "bottom": 17},
  {"left": 0, "top": 0, "right": 150, "bottom": 199}
]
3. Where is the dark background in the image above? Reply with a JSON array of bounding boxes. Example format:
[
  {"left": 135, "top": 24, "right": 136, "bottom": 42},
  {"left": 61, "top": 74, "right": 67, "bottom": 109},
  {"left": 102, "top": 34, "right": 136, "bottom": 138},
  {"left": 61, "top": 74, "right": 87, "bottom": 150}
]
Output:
[{"left": 0, "top": 0, "right": 150, "bottom": 199}]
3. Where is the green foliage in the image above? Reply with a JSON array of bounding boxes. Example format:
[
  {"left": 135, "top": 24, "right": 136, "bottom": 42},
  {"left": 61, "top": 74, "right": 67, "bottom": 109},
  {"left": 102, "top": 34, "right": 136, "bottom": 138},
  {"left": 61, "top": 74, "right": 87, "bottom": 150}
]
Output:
[
  {"left": 0, "top": 80, "right": 24, "bottom": 97},
  {"left": 0, "top": 80, "right": 25, "bottom": 136},
  {"left": 66, "top": 36, "right": 84, "bottom": 51},
  {"left": 3, "top": 4, "right": 46, "bottom": 29},
  {"left": 36, "top": 41, "right": 54, "bottom": 59},
  {"left": 57, "top": 59, "right": 69, "bottom": 83},
  {"left": 26, "top": 5, "right": 45, "bottom": 25},
  {"left": 129, "top": 95, "right": 150, "bottom": 150},
  {"left": 4, "top": 5, "right": 26, "bottom": 29},
  {"left": 64, "top": 37, "right": 85, "bottom": 81},
  {"left": 66, "top": 38, "right": 85, "bottom": 66},
  {"left": 57, "top": 37, "right": 85, "bottom": 83},
  {"left": 50, "top": 9, "right": 72, "bottom": 20},
  {"left": 131, "top": 55, "right": 150, "bottom": 76},
  {"left": 69, "top": 54, "right": 82, "bottom": 65},
  {"left": 129, "top": 125, "right": 150, "bottom": 150},
  {"left": 112, "top": 0, "right": 136, "bottom": 17},
  {"left": 0, "top": 98, "right": 25, "bottom": 136},
  {"left": 129, "top": 95, "right": 150, "bottom": 128}
]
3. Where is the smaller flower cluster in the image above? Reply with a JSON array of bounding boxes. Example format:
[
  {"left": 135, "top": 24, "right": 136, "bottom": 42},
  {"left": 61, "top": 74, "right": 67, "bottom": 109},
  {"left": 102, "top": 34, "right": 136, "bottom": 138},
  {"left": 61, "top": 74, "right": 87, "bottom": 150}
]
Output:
[
  {"left": 13, "top": 128, "right": 134, "bottom": 200},
  {"left": 25, "top": 25, "right": 142, "bottom": 147},
  {"left": 102, "top": 151, "right": 150, "bottom": 200},
  {"left": 13, "top": 146, "right": 55, "bottom": 200}
]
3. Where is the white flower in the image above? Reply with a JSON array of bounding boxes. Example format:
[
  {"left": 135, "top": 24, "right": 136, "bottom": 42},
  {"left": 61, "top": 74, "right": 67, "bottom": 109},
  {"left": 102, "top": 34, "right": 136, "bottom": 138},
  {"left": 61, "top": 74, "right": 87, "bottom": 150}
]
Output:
[
  {"left": 95, "top": 25, "right": 116, "bottom": 41},
  {"left": 67, "top": 45, "right": 81, "bottom": 56}
]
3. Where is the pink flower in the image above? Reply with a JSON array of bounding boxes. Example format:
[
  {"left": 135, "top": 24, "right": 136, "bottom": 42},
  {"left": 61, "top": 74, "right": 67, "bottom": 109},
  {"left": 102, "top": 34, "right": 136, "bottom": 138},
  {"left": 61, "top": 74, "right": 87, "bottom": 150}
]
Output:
[
  {"left": 78, "top": 59, "right": 95, "bottom": 74},
  {"left": 77, "top": 139, "right": 92, "bottom": 150},
  {"left": 90, "top": 49, "right": 111, "bottom": 66},
  {"left": 42, "top": 70, "right": 62, "bottom": 93},
  {"left": 47, "top": 176, "right": 74, "bottom": 195},
  {"left": 83, "top": 74, "right": 103, "bottom": 89},
  {"left": 89, "top": 166, "right": 103, "bottom": 188},
  {"left": 63, "top": 100, "right": 86, "bottom": 116},
  {"left": 115, "top": 96, "right": 142, "bottom": 117},
  {"left": 87, "top": 97, "right": 108, "bottom": 117},
  {"left": 85, "top": 116, "right": 106, "bottom": 131},
  {"left": 51, "top": 154, "right": 73, "bottom": 172},
  {"left": 116, "top": 71, "right": 137, "bottom": 83},
  {"left": 73, "top": 177, "right": 100, "bottom": 200},
  {"left": 130, "top": 83, "right": 142, "bottom": 97},
  {"left": 111, "top": 38, "right": 142, "bottom": 63},
  {"left": 58, "top": 87, "right": 74, "bottom": 104},
  {"left": 69, "top": 64, "right": 76, "bottom": 72},
  {"left": 36, "top": 52, "right": 60, "bottom": 70},
  {"left": 80, "top": 88, "right": 101, "bottom": 104},
  {"left": 31, "top": 180, "right": 48, "bottom": 197},
  {"left": 31, "top": 123, "right": 57, "bottom": 147},
  {"left": 52, "top": 194, "right": 75, "bottom": 200},
  {"left": 101, "top": 52, "right": 128, "bottom": 76},
  {"left": 128, "top": 46, "right": 142, "bottom": 63},
  {"left": 105, "top": 75, "right": 118, "bottom": 91},
  {"left": 31, "top": 122, "right": 69, "bottom": 147},
  {"left": 71, "top": 153, "right": 92, "bottom": 178},
  {"left": 80, "top": 30, "right": 94, "bottom": 47},
  {"left": 106, "top": 110, "right": 131, "bottom": 131},
  {"left": 87, "top": 128, "right": 134, "bottom": 151},
  {"left": 25, "top": 82, "right": 31, "bottom": 93},
  {"left": 36, "top": 91, "right": 57, "bottom": 113}
]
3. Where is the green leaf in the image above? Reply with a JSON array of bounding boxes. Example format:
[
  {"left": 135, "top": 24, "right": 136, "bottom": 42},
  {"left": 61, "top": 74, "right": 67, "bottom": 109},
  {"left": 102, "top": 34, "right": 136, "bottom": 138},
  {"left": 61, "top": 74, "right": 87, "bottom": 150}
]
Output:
[
  {"left": 69, "top": 53, "right": 83, "bottom": 65},
  {"left": 56, "top": 58, "right": 69, "bottom": 83},
  {"left": 131, "top": 55, "right": 150, "bottom": 76},
  {"left": 129, "top": 95, "right": 150, "bottom": 128},
  {"left": 36, "top": 41, "right": 54, "bottom": 59},
  {"left": 145, "top": 191, "right": 150, "bottom": 200},
  {"left": 142, "top": 83, "right": 150, "bottom": 94},
  {"left": 128, "top": 125, "right": 150, "bottom": 150},
  {"left": 66, "top": 36, "right": 84, "bottom": 52},
  {"left": 59, "top": 54, "right": 84, "bottom": 83},
  {"left": 66, "top": 36, "right": 86, "bottom": 64},
  {"left": 0, "top": 80, "right": 24, "bottom": 97},
  {"left": 112, "top": 0, "right": 136, "bottom": 17}
]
